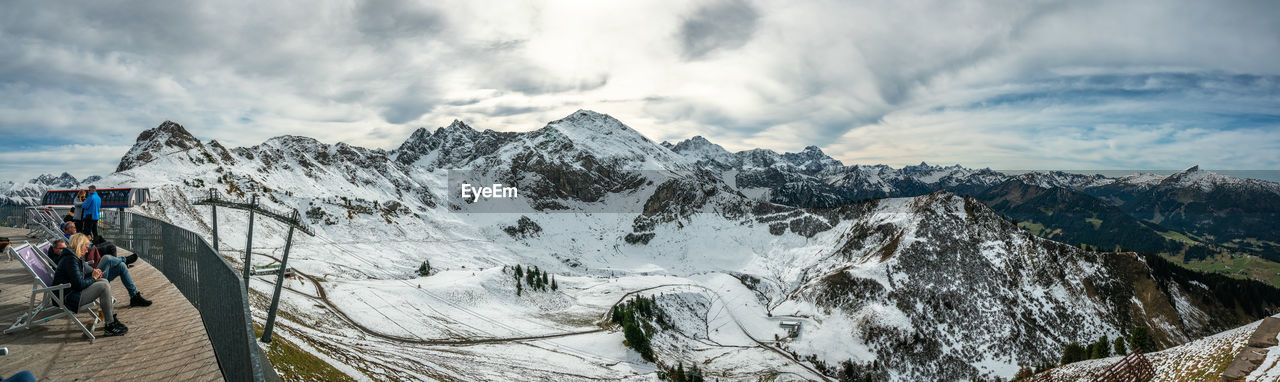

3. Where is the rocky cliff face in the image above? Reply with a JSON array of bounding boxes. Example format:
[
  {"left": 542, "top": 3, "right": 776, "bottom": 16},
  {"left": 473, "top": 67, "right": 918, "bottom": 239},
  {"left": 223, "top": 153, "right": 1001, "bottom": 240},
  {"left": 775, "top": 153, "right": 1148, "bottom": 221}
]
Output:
[{"left": 771, "top": 192, "right": 1280, "bottom": 379}]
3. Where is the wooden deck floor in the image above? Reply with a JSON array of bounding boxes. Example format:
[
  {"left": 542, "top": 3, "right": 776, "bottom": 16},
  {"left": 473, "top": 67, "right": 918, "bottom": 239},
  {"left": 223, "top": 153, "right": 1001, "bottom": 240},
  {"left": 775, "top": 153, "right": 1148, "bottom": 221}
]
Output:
[{"left": 0, "top": 227, "right": 223, "bottom": 381}]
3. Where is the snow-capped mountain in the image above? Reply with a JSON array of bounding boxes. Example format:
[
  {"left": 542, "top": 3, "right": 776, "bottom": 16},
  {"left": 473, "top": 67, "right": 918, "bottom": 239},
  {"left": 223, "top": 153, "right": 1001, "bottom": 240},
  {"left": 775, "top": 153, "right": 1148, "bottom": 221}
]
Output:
[
  {"left": 666, "top": 133, "right": 1280, "bottom": 263},
  {"left": 45, "top": 111, "right": 1280, "bottom": 381},
  {"left": 0, "top": 172, "right": 101, "bottom": 206},
  {"left": 666, "top": 135, "right": 1011, "bottom": 207}
]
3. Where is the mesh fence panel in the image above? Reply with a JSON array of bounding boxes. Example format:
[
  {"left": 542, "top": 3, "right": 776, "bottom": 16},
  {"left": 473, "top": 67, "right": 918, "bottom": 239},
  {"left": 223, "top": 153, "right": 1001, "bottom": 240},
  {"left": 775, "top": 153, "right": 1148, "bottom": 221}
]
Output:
[{"left": 100, "top": 210, "right": 265, "bottom": 382}]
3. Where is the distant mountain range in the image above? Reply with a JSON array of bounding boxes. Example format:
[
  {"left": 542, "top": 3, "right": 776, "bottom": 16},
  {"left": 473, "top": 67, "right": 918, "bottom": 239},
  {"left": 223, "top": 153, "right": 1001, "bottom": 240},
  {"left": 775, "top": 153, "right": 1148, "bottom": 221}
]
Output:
[
  {"left": 660, "top": 130, "right": 1280, "bottom": 262},
  {"left": 4, "top": 110, "right": 1279, "bottom": 380},
  {"left": 0, "top": 172, "right": 101, "bottom": 206}
]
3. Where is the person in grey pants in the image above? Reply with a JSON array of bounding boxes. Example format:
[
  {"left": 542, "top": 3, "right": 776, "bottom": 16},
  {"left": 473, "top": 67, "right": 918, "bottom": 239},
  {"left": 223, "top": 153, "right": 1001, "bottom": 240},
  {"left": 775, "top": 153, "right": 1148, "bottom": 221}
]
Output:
[{"left": 50, "top": 236, "right": 128, "bottom": 336}]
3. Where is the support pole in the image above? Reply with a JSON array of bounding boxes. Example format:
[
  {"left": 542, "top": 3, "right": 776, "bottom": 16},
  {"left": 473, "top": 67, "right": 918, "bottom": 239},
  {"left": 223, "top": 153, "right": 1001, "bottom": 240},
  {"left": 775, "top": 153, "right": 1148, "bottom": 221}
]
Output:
[
  {"left": 243, "top": 195, "right": 256, "bottom": 288},
  {"left": 261, "top": 211, "right": 296, "bottom": 343},
  {"left": 211, "top": 190, "right": 220, "bottom": 254}
]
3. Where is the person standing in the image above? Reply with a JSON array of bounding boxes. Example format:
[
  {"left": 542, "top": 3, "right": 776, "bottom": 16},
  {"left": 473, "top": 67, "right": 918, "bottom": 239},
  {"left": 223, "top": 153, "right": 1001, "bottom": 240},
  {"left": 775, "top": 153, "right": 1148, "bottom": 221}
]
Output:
[
  {"left": 82, "top": 186, "right": 102, "bottom": 240},
  {"left": 73, "top": 190, "right": 87, "bottom": 233}
]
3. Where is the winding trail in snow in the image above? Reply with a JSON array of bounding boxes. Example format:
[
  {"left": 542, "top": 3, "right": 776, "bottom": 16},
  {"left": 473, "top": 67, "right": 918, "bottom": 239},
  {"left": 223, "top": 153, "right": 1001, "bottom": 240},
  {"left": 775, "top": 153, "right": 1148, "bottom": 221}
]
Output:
[{"left": 250, "top": 250, "right": 830, "bottom": 380}]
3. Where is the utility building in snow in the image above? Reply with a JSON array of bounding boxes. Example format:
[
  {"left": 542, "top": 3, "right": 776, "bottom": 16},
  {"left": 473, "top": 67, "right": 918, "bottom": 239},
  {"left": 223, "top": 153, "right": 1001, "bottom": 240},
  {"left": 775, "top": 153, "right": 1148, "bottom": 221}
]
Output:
[{"left": 779, "top": 320, "right": 802, "bottom": 338}]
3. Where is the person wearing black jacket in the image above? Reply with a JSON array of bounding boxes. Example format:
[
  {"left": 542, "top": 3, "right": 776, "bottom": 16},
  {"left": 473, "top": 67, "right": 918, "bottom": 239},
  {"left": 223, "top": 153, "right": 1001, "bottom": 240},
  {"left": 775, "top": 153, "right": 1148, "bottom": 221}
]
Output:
[
  {"left": 92, "top": 236, "right": 137, "bottom": 266},
  {"left": 50, "top": 235, "right": 128, "bottom": 336}
]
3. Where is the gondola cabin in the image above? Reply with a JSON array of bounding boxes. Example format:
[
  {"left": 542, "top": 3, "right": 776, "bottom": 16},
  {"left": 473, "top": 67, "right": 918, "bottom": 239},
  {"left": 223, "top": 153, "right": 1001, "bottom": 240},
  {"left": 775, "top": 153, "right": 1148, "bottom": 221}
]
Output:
[{"left": 40, "top": 188, "right": 150, "bottom": 209}]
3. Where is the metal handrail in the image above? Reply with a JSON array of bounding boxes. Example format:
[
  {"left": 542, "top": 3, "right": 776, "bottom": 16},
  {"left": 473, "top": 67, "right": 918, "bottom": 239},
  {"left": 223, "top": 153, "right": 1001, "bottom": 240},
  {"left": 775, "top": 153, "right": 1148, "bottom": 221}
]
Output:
[{"left": 98, "top": 210, "right": 270, "bottom": 381}]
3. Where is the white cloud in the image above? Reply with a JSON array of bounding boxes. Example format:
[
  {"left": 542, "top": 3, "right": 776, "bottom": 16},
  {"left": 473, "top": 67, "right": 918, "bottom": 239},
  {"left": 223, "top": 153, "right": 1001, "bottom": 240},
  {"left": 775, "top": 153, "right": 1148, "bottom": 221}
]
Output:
[
  {"left": 0, "top": 144, "right": 131, "bottom": 182},
  {"left": 0, "top": 0, "right": 1276, "bottom": 182}
]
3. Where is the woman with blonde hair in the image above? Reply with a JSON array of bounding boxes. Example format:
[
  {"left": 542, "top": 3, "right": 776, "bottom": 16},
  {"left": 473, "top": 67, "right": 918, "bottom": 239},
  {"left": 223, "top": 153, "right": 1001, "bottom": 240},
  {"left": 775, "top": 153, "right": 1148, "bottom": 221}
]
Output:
[{"left": 52, "top": 233, "right": 128, "bottom": 336}]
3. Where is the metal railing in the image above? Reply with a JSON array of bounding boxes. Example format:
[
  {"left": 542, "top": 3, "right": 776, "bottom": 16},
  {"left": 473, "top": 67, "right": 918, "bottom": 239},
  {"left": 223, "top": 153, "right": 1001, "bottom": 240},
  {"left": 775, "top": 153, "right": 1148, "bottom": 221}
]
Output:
[{"left": 99, "top": 210, "right": 269, "bottom": 382}]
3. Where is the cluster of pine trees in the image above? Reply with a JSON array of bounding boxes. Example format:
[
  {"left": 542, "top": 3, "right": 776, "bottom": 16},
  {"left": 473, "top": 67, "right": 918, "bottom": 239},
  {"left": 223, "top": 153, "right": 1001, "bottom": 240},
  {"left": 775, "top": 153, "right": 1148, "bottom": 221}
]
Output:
[
  {"left": 509, "top": 264, "right": 557, "bottom": 296},
  {"left": 1060, "top": 327, "right": 1154, "bottom": 365},
  {"left": 417, "top": 260, "right": 432, "bottom": 277},
  {"left": 610, "top": 295, "right": 671, "bottom": 362},
  {"left": 659, "top": 362, "right": 705, "bottom": 382}
]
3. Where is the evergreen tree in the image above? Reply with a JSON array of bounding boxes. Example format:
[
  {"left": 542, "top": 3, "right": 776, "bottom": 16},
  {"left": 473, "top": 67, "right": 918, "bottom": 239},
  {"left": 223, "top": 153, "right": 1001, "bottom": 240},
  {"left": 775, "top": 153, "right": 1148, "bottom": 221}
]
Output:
[
  {"left": 541, "top": 271, "right": 549, "bottom": 288},
  {"left": 516, "top": 282, "right": 523, "bottom": 296},
  {"left": 515, "top": 264, "right": 523, "bottom": 279},
  {"left": 1060, "top": 342, "right": 1088, "bottom": 365},
  {"left": 417, "top": 261, "right": 430, "bottom": 277},
  {"left": 623, "top": 321, "right": 654, "bottom": 361},
  {"left": 688, "top": 364, "right": 703, "bottom": 382},
  {"left": 551, "top": 276, "right": 558, "bottom": 291},
  {"left": 1091, "top": 335, "right": 1110, "bottom": 359},
  {"left": 1113, "top": 336, "right": 1127, "bottom": 355},
  {"left": 1129, "top": 327, "right": 1154, "bottom": 352}
]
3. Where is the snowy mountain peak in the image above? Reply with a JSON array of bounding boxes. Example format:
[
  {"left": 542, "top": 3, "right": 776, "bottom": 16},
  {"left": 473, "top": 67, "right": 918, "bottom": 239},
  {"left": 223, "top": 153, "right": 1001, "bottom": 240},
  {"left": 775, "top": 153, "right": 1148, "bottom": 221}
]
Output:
[
  {"left": 406, "top": 126, "right": 431, "bottom": 143},
  {"left": 685, "top": 135, "right": 714, "bottom": 146},
  {"left": 545, "top": 110, "right": 640, "bottom": 138},
  {"left": 670, "top": 136, "right": 729, "bottom": 156},
  {"left": 560, "top": 108, "right": 608, "bottom": 122},
  {"left": 778, "top": 145, "right": 843, "bottom": 171},
  {"left": 1, "top": 172, "right": 99, "bottom": 205},
  {"left": 30, "top": 172, "right": 81, "bottom": 187},
  {"left": 668, "top": 135, "right": 737, "bottom": 169},
  {"left": 116, "top": 120, "right": 207, "bottom": 173},
  {"left": 530, "top": 109, "right": 685, "bottom": 168},
  {"left": 1161, "top": 164, "right": 1235, "bottom": 191},
  {"left": 1014, "top": 171, "right": 1112, "bottom": 190},
  {"left": 263, "top": 135, "right": 322, "bottom": 149},
  {"left": 444, "top": 119, "right": 473, "bottom": 131}
]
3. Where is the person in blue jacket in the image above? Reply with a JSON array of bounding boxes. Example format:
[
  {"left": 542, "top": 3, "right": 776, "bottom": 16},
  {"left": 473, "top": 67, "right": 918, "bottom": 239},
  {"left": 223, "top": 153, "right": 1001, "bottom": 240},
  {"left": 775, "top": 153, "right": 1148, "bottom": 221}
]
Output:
[
  {"left": 82, "top": 186, "right": 102, "bottom": 240},
  {"left": 51, "top": 234, "right": 128, "bottom": 336}
]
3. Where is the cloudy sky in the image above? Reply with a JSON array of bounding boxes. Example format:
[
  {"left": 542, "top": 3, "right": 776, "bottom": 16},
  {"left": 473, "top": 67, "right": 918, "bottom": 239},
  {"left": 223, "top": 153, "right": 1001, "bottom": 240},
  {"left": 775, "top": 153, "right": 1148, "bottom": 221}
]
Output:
[{"left": 1, "top": 0, "right": 1277, "bottom": 181}]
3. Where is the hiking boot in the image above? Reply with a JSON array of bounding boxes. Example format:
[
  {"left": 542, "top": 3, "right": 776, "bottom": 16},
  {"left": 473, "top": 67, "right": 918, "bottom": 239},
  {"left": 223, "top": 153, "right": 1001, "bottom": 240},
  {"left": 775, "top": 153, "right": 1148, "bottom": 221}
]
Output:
[
  {"left": 125, "top": 254, "right": 138, "bottom": 265},
  {"left": 103, "top": 319, "right": 128, "bottom": 336},
  {"left": 130, "top": 292, "right": 153, "bottom": 307}
]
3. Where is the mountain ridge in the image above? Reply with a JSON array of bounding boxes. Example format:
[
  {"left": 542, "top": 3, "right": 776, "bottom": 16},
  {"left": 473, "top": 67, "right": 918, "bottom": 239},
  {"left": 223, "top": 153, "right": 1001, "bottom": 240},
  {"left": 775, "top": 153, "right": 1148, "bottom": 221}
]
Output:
[{"left": 12, "top": 111, "right": 1272, "bottom": 380}]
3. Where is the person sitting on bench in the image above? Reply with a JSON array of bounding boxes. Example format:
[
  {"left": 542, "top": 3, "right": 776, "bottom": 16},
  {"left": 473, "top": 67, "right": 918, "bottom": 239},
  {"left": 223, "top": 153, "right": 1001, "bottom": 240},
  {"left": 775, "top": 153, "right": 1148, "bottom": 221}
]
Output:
[{"left": 50, "top": 235, "right": 128, "bottom": 336}]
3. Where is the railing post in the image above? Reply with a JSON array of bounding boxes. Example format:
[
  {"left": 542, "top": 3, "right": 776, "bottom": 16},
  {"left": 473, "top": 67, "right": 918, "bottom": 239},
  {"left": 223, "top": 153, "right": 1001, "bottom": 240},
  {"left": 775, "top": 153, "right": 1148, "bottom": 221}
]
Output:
[
  {"left": 261, "top": 211, "right": 296, "bottom": 343},
  {"left": 243, "top": 194, "right": 256, "bottom": 288},
  {"left": 211, "top": 191, "right": 220, "bottom": 254}
]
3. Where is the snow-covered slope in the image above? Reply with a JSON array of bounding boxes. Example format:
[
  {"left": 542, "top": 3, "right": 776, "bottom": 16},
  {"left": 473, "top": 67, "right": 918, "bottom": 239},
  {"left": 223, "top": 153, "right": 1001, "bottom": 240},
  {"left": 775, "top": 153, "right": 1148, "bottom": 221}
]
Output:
[
  {"left": 73, "top": 113, "right": 1280, "bottom": 381},
  {"left": 1049, "top": 315, "right": 1280, "bottom": 381}
]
